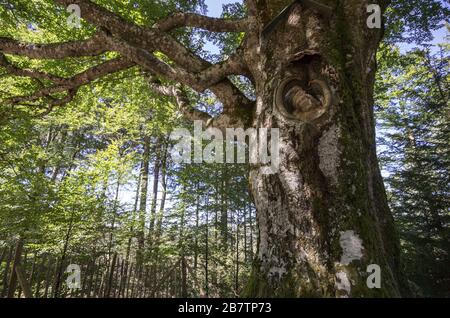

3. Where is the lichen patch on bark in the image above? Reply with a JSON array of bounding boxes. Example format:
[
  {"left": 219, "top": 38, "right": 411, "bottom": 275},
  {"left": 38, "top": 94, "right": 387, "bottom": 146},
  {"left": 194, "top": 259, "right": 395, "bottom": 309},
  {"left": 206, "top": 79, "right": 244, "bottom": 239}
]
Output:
[
  {"left": 269, "top": 263, "right": 287, "bottom": 280},
  {"left": 335, "top": 271, "right": 352, "bottom": 296},
  {"left": 339, "top": 230, "right": 364, "bottom": 265},
  {"left": 318, "top": 123, "right": 341, "bottom": 185}
]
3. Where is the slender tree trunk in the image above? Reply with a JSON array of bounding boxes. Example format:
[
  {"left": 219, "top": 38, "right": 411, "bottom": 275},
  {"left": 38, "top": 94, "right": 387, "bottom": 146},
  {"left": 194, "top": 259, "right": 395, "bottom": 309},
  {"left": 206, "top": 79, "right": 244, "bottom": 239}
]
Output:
[
  {"left": 243, "top": 1, "right": 407, "bottom": 297},
  {"left": 118, "top": 259, "right": 125, "bottom": 298},
  {"left": 15, "top": 263, "right": 32, "bottom": 298},
  {"left": 43, "top": 256, "right": 53, "bottom": 298},
  {"left": 213, "top": 177, "right": 219, "bottom": 289},
  {"left": 17, "top": 250, "right": 28, "bottom": 298},
  {"left": 148, "top": 138, "right": 161, "bottom": 238},
  {"left": 125, "top": 263, "right": 133, "bottom": 298},
  {"left": 243, "top": 208, "right": 248, "bottom": 262},
  {"left": 108, "top": 179, "right": 121, "bottom": 262},
  {"left": 126, "top": 162, "right": 142, "bottom": 264},
  {"left": 178, "top": 196, "right": 187, "bottom": 297},
  {"left": 28, "top": 253, "right": 37, "bottom": 293},
  {"left": 220, "top": 166, "right": 228, "bottom": 250},
  {"left": 137, "top": 135, "right": 151, "bottom": 266},
  {"left": 235, "top": 223, "right": 239, "bottom": 295},
  {"left": 194, "top": 182, "right": 200, "bottom": 284},
  {"left": 155, "top": 139, "right": 168, "bottom": 241},
  {"left": 152, "top": 140, "right": 168, "bottom": 292},
  {"left": 104, "top": 252, "right": 117, "bottom": 298},
  {"left": 249, "top": 204, "right": 254, "bottom": 261},
  {"left": 0, "top": 245, "right": 7, "bottom": 265},
  {"left": 34, "top": 254, "right": 46, "bottom": 298},
  {"left": 7, "top": 238, "right": 24, "bottom": 298},
  {"left": 0, "top": 246, "right": 13, "bottom": 298},
  {"left": 54, "top": 209, "right": 75, "bottom": 298},
  {"left": 146, "top": 139, "right": 162, "bottom": 290},
  {"left": 204, "top": 200, "right": 209, "bottom": 297},
  {"left": 181, "top": 256, "right": 187, "bottom": 298}
]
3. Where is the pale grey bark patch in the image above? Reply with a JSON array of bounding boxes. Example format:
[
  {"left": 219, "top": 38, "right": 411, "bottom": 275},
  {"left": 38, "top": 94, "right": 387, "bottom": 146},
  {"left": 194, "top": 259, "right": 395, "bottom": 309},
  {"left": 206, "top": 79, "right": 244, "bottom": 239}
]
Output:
[
  {"left": 335, "top": 271, "right": 351, "bottom": 296},
  {"left": 318, "top": 124, "right": 341, "bottom": 184},
  {"left": 305, "top": 15, "right": 322, "bottom": 49},
  {"left": 250, "top": 169, "right": 269, "bottom": 260},
  {"left": 339, "top": 230, "right": 364, "bottom": 265},
  {"left": 269, "top": 263, "right": 287, "bottom": 279}
]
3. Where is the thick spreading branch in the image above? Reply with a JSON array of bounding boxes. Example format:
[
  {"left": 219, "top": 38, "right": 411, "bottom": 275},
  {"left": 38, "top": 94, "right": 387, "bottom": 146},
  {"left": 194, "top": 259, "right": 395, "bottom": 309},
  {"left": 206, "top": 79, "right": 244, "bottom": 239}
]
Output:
[
  {"left": 104, "top": 34, "right": 246, "bottom": 92},
  {"left": 155, "top": 12, "right": 249, "bottom": 32},
  {"left": 0, "top": 53, "right": 65, "bottom": 84},
  {"left": 0, "top": 0, "right": 255, "bottom": 124},
  {"left": 146, "top": 78, "right": 243, "bottom": 129},
  {"left": 147, "top": 79, "right": 212, "bottom": 123},
  {"left": 36, "top": 88, "right": 79, "bottom": 116},
  {"left": 4, "top": 57, "right": 134, "bottom": 105},
  {"left": 53, "top": 0, "right": 211, "bottom": 72},
  {"left": 52, "top": 0, "right": 253, "bottom": 109},
  {"left": 0, "top": 33, "right": 107, "bottom": 59}
]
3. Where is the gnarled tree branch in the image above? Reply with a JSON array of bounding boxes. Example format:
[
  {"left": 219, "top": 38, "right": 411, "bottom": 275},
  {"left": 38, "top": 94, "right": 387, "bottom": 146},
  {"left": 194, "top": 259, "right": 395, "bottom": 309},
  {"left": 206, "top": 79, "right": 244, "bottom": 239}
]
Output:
[
  {"left": 146, "top": 78, "right": 247, "bottom": 129},
  {"left": 3, "top": 57, "right": 134, "bottom": 105},
  {"left": 147, "top": 78, "right": 212, "bottom": 123},
  {"left": 104, "top": 34, "right": 247, "bottom": 92},
  {"left": 0, "top": 33, "right": 107, "bottom": 59},
  {"left": 52, "top": 0, "right": 253, "bottom": 111},
  {"left": 154, "top": 12, "right": 249, "bottom": 32},
  {"left": 0, "top": 0, "right": 255, "bottom": 125},
  {"left": 0, "top": 53, "right": 65, "bottom": 84}
]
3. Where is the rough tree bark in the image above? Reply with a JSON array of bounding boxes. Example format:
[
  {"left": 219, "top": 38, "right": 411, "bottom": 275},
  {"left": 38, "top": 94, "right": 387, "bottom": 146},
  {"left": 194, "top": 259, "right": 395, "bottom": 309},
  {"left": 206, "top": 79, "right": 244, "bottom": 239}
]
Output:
[
  {"left": 242, "top": 0, "right": 407, "bottom": 297},
  {"left": 0, "top": 0, "right": 408, "bottom": 297}
]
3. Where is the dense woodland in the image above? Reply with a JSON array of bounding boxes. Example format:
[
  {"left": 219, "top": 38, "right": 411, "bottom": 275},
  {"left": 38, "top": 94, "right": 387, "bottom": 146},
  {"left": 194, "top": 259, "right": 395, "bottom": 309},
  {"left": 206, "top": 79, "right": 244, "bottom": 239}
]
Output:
[{"left": 0, "top": 0, "right": 448, "bottom": 298}]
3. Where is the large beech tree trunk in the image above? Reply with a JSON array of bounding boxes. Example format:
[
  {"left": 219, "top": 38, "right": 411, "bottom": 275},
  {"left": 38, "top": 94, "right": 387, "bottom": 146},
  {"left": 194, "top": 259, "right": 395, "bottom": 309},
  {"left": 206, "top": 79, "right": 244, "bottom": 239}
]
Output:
[{"left": 242, "top": 0, "right": 407, "bottom": 297}]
